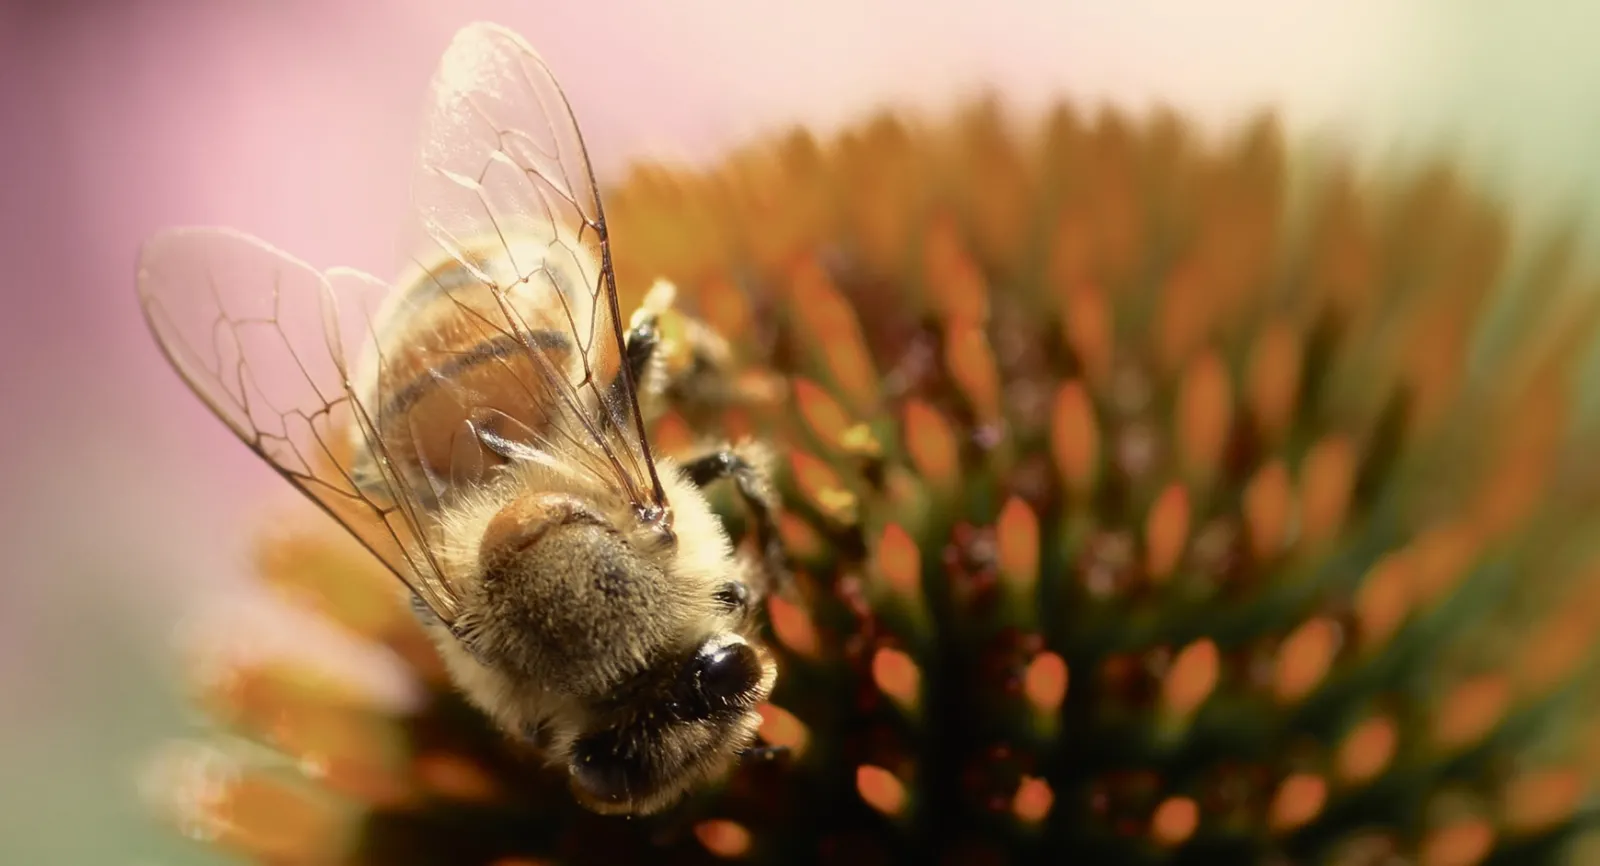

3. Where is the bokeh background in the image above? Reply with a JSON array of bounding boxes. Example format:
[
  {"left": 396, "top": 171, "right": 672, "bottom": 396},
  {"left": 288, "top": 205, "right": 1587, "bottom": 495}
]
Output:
[{"left": 3, "top": 1, "right": 1599, "bottom": 862}]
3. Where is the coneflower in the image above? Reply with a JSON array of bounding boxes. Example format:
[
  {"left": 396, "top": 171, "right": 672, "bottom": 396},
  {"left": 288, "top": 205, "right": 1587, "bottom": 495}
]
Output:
[{"left": 146, "top": 98, "right": 1600, "bottom": 866}]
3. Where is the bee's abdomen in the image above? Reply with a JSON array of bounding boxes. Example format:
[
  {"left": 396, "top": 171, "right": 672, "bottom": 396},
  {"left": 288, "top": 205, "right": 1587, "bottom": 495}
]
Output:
[{"left": 351, "top": 271, "right": 575, "bottom": 501}]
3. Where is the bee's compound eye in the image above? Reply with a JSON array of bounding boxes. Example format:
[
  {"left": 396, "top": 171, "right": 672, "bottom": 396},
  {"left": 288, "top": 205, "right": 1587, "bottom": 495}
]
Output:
[
  {"left": 713, "top": 580, "right": 748, "bottom": 611},
  {"left": 689, "top": 640, "right": 762, "bottom": 706}
]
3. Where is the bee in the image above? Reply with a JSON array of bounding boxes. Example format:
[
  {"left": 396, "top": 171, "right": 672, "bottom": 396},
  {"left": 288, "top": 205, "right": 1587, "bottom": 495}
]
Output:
[{"left": 136, "top": 21, "right": 788, "bottom": 816}]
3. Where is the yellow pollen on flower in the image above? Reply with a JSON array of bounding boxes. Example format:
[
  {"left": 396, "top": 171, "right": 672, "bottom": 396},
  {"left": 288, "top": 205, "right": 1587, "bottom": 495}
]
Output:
[
  {"left": 785, "top": 257, "right": 880, "bottom": 414},
  {"left": 788, "top": 450, "right": 858, "bottom": 526},
  {"left": 793, "top": 377, "right": 856, "bottom": 454}
]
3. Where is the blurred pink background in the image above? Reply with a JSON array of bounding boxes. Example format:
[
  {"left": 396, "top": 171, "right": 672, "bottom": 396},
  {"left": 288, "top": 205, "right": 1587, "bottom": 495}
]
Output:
[{"left": 3, "top": 1, "right": 1598, "bottom": 861}]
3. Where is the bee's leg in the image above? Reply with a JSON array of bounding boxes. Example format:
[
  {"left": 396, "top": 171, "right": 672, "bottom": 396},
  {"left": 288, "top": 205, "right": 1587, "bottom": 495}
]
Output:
[
  {"left": 621, "top": 281, "right": 673, "bottom": 416},
  {"left": 738, "top": 745, "right": 791, "bottom": 763},
  {"left": 623, "top": 321, "right": 659, "bottom": 389},
  {"left": 681, "top": 445, "right": 789, "bottom": 598},
  {"left": 408, "top": 592, "right": 439, "bottom": 626},
  {"left": 623, "top": 279, "right": 763, "bottom": 425}
]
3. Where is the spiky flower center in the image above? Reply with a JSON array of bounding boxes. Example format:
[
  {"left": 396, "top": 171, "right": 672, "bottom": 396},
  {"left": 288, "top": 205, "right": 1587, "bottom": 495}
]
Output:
[{"left": 151, "top": 101, "right": 1600, "bottom": 866}]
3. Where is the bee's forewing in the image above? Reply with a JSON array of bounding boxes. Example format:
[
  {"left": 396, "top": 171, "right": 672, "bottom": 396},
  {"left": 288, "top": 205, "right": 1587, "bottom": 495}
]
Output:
[
  {"left": 402, "top": 21, "right": 667, "bottom": 515},
  {"left": 137, "top": 227, "right": 464, "bottom": 621}
]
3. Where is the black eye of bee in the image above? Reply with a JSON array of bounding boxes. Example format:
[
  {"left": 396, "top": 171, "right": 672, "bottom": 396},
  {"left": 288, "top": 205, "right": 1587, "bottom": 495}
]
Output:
[
  {"left": 713, "top": 580, "right": 748, "bottom": 612},
  {"left": 676, "top": 640, "right": 762, "bottom": 720}
]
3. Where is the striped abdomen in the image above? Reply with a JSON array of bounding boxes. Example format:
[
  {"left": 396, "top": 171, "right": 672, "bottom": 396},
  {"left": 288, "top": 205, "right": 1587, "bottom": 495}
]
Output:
[{"left": 348, "top": 244, "right": 619, "bottom": 508}]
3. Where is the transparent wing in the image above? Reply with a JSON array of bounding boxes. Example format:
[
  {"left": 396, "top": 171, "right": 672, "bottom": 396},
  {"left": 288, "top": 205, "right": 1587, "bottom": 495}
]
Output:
[
  {"left": 137, "top": 227, "right": 465, "bottom": 623},
  {"left": 403, "top": 20, "right": 668, "bottom": 521}
]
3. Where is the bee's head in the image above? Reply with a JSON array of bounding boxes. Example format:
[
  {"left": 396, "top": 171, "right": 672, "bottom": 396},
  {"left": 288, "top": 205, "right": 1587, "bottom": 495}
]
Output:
[
  {"left": 567, "top": 632, "right": 777, "bottom": 815},
  {"left": 472, "top": 485, "right": 779, "bottom": 814}
]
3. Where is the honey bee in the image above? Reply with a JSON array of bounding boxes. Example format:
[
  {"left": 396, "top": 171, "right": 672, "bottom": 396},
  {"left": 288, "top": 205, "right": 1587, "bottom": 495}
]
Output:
[{"left": 136, "top": 22, "right": 787, "bottom": 815}]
